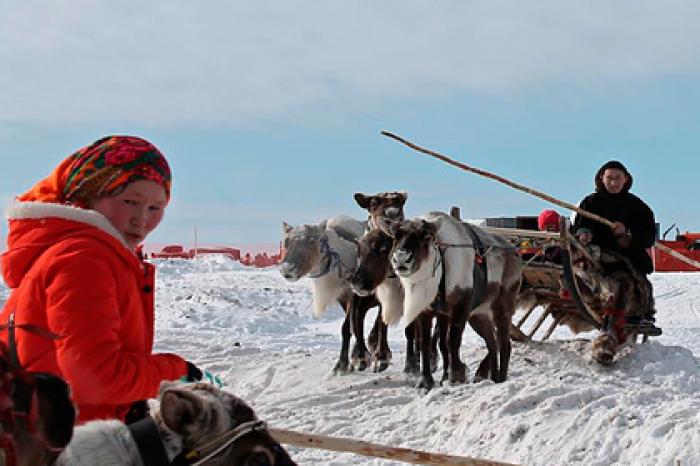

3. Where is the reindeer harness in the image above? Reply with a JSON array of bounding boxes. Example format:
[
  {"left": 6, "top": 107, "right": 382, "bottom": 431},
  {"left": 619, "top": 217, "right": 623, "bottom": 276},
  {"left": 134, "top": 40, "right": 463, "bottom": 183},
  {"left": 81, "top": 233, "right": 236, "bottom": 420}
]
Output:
[
  {"left": 435, "top": 223, "right": 494, "bottom": 312},
  {"left": 129, "top": 417, "right": 269, "bottom": 465}
]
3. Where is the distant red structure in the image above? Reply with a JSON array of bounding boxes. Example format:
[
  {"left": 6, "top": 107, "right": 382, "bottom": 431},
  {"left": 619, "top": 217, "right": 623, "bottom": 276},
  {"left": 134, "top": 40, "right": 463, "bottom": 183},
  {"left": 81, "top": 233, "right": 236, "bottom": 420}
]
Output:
[
  {"left": 150, "top": 244, "right": 282, "bottom": 268},
  {"left": 653, "top": 232, "right": 700, "bottom": 272}
]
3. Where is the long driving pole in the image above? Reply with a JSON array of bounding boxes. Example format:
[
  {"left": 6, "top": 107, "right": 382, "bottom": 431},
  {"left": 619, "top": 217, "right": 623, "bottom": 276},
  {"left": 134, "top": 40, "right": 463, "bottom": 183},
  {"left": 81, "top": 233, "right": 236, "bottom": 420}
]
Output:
[{"left": 381, "top": 130, "right": 700, "bottom": 270}]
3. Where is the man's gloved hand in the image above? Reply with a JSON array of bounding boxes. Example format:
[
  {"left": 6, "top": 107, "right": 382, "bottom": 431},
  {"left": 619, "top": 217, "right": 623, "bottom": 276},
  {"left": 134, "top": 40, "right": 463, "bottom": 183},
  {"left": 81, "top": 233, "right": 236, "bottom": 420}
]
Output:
[
  {"left": 181, "top": 361, "right": 223, "bottom": 387},
  {"left": 611, "top": 221, "right": 627, "bottom": 237},
  {"left": 616, "top": 232, "right": 632, "bottom": 248},
  {"left": 185, "top": 361, "right": 203, "bottom": 381}
]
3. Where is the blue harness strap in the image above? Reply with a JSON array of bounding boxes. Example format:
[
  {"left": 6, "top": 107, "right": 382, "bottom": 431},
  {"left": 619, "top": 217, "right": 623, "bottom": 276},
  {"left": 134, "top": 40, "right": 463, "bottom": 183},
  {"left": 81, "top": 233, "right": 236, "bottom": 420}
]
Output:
[{"left": 309, "top": 236, "right": 345, "bottom": 279}]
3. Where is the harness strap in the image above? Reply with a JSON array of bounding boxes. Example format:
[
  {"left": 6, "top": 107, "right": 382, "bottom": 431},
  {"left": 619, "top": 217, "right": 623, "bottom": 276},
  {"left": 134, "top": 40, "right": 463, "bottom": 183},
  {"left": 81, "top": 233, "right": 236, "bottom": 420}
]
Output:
[
  {"left": 0, "top": 311, "right": 63, "bottom": 370},
  {"left": 128, "top": 417, "right": 172, "bottom": 466},
  {"left": 462, "top": 223, "right": 488, "bottom": 311},
  {"left": 421, "top": 245, "right": 448, "bottom": 313},
  {"left": 603, "top": 308, "right": 627, "bottom": 344},
  {"left": 309, "top": 237, "right": 343, "bottom": 279},
  {"left": 6, "top": 312, "right": 19, "bottom": 369},
  {"left": 174, "top": 420, "right": 267, "bottom": 466}
]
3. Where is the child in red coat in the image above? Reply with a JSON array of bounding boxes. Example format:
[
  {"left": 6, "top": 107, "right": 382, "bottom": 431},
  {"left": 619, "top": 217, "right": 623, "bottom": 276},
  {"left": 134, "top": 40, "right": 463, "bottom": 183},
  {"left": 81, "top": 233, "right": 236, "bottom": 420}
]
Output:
[{"left": 0, "top": 136, "right": 202, "bottom": 424}]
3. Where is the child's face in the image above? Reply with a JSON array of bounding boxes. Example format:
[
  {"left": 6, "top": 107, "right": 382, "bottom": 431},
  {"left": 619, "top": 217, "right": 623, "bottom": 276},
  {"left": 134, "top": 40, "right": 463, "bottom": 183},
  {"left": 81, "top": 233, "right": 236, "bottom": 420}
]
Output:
[
  {"left": 90, "top": 179, "right": 167, "bottom": 250},
  {"left": 578, "top": 232, "right": 593, "bottom": 245}
]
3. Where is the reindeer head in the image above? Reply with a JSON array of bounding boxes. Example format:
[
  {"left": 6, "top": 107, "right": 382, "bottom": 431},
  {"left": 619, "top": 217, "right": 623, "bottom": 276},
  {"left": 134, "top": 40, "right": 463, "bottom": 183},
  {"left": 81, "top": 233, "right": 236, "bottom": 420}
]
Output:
[
  {"left": 354, "top": 191, "right": 407, "bottom": 233},
  {"left": 349, "top": 228, "right": 394, "bottom": 296},
  {"left": 390, "top": 219, "right": 439, "bottom": 278},
  {"left": 575, "top": 268, "right": 619, "bottom": 309},
  {"left": 279, "top": 221, "right": 326, "bottom": 281},
  {"left": 157, "top": 381, "right": 296, "bottom": 466},
  {"left": 0, "top": 348, "right": 75, "bottom": 466}
]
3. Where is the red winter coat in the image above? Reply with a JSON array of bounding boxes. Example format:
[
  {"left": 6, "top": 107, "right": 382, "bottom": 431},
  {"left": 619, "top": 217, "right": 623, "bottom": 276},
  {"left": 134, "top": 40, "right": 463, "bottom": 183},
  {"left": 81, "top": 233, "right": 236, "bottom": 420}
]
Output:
[{"left": 0, "top": 202, "right": 188, "bottom": 424}]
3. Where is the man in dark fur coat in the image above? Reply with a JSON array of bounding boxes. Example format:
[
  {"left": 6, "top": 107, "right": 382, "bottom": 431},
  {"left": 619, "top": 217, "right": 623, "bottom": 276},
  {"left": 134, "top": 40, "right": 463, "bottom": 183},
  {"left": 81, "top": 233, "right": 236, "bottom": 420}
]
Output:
[{"left": 574, "top": 160, "right": 657, "bottom": 321}]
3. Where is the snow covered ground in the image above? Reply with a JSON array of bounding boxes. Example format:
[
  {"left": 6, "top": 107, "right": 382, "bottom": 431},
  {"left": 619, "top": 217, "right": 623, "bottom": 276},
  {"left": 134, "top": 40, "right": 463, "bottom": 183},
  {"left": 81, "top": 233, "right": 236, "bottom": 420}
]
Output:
[{"left": 2, "top": 255, "right": 699, "bottom": 465}]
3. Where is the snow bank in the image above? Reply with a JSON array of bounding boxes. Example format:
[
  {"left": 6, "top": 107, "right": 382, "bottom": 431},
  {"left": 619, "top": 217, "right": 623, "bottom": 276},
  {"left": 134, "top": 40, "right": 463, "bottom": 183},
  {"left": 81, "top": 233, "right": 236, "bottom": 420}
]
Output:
[
  {"left": 1, "top": 257, "right": 698, "bottom": 465},
  {"left": 152, "top": 263, "right": 700, "bottom": 466}
]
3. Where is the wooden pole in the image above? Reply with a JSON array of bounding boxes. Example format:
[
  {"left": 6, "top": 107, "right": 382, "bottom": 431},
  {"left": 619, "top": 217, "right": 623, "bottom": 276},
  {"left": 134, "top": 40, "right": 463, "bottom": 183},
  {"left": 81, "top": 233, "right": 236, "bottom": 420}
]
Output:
[
  {"left": 381, "top": 130, "right": 612, "bottom": 228},
  {"left": 381, "top": 130, "right": 700, "bottom": 271},
  {"left": 654, "top": 242, "right": 700, "bottom": 270},
  {"left": 268, "top": 427, "right": 520, "bottom": 466}
]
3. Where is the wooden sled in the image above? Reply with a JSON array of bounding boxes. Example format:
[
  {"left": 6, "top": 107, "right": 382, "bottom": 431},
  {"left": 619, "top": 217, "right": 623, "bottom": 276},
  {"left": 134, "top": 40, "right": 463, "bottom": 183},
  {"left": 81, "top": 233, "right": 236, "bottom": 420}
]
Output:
[{"left": 486, "top": 220, "right": 663, "bottom": 344}]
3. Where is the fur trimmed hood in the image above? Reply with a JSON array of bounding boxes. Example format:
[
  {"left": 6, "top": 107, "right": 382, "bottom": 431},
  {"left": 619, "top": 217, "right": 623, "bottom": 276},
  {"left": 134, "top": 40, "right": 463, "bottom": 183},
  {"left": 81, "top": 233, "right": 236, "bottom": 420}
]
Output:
[{"left": 2, "top": 201, "right": 132, "bottom": 288}]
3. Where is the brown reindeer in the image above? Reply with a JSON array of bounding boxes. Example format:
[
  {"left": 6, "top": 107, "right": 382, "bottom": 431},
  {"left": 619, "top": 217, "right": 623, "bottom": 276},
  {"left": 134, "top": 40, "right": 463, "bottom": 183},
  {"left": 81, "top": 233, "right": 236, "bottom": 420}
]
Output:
[
  {"left": 0, "top": 343, "right": 75, "bottom": 466},
  {"left": 349, "top": 227, "right": 450, "bottom": 388},
  {"left": 354, "top": 191, "right": 407, "bottom": 232},
  {"left": 279, "top": 215, "right": 390, "bottom": 373},
  {"left": 57, "top": 381, "right": 296, "bottom": 466},
  {"left": 574, "top": 249, "right": 655, "bottom": 364},
  {"left": 352, "top": 191, "right": 446, "bottom": 380},
  {"left": 390, "top": 212, "right": 522, "bottom": 388}
]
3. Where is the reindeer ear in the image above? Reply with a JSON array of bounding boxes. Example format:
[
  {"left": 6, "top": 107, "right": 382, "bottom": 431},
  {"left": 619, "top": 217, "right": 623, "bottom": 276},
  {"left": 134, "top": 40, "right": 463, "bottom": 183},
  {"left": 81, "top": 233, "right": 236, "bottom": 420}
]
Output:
[
  {"left": 396, "top": 191, "right": 408, "bottom": 206},
  {"left": 421, "top": 220, "right": 439, "bottom": 238},
  {"left": 34, "top": 372, "right": 75, "bottom": 448},
  {"left": 354, "top": 193, "right": 370, "bottom": 209},
  {"left": 160, "top": 387, "right": 205, "bottom": 435},
  {"left": 282, "top": 221, "right": 293, "bottom": 235}
]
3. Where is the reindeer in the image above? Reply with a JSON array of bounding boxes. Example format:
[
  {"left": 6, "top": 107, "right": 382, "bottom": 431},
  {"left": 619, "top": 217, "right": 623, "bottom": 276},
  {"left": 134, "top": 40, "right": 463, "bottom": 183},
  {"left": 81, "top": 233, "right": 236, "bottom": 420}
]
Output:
[
  {"left": 349, "top": 226, "right": 450, "bottom": 388},
  {"left": 279, "top": 215, "right": 390, "bottom": 373},
  {"left": 354, "top": 191, "right": 407, "bottom": 231},
  {"left": 57, "top": 381, "right": 296, "bottom": 466},
  {"left": 573, "top": 249, "right": 655, "bottom": 365},
  {"left": 389, "top": 212, "right": 522, "bottom": 389},
  {"left": 352, "top": 191, "right": 445, "bottom": 379},
  {"left": 0, "top": 343, "right": 75, "bottom": 466}
]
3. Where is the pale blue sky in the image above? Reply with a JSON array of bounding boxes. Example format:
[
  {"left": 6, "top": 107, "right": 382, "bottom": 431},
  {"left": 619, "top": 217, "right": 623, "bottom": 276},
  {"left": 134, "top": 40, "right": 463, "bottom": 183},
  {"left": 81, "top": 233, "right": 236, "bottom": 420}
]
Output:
[{"left": 2, "top": 1, "right": 699, "bottom": 248}]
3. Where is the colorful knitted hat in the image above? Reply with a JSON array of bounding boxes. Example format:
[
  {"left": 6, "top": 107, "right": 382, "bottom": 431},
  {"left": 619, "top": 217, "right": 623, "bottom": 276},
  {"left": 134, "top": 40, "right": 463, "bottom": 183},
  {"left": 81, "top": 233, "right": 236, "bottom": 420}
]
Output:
[
  {"left": 537, "top": 209, "right": 560, "bottom": 231},
  {"left": 18, "top": 136, "right": 171, "bottom": 204}
]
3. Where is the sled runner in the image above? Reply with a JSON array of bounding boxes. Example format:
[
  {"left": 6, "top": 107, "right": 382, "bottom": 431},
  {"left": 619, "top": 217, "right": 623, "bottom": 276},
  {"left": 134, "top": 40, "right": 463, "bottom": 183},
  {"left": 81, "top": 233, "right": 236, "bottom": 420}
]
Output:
[{"left": 487, "top": 219, "right": 662, "bottom": 346}]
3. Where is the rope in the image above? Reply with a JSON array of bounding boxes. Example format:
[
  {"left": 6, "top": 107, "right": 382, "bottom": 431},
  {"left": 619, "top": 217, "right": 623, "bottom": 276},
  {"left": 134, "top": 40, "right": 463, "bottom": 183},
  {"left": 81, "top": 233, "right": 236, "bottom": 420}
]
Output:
[{"left": 309, "top": 236, "right": 344, "bottom": 279}]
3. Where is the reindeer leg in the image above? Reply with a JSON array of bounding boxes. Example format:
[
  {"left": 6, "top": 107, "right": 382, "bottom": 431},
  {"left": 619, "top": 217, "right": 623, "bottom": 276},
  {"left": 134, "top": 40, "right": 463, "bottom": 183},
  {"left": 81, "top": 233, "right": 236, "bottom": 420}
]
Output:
[
  {"left": 468, "top": 312, "right": 498, "bottom": 382},
  {"left": 373, "top": 317, "right": 391, "bottom": 373},
  {"left": 447, "top": 309, "right": 468, "bottom": 384},
  {"left": 403, "top": 323, "right": 420, "bottom": 375},
  {"left": 437, "top": 314, "right": 450, "bottom": 384},
  {"left": 430, "top": 318, "right": 440, "bottom": 373},
  {"left": 350, "top": 296, "right": 369, "bottom": 371},
  {"left": 333, "top": 309, "right": 352, "bottom": 375},
  {"left": 592, "top": 314, "right": 620, "bottom": 365},
  {"left": 367, "top": 309, "right": 380, "bottom": 356},
  {"left": 495, "top": 293, "right": 515, "bottom": 383},
  {"left": 416, "top": 313, "right": 435, "bottom": 390}
]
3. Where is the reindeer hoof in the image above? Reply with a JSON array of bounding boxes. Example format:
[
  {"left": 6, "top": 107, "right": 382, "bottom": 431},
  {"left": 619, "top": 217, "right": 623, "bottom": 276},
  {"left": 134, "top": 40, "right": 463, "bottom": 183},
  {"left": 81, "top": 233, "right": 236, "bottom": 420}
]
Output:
[
  {"left": 353, "top": 358, "right": 368, "bottom": 372},
  {"left": 333, "top": 360, "right": 350, "bottom": 375},
  {"left": 373, "top": 359, "right": 390, "bottom": 373},
  {"left": 440, "top": 371, "right": 449, "bottom": 385},
  {"left": 404, "top": 358, "right": 420, "bottom": 375},
  {"left": 416, "top": 376, "right": 434, "bottom": 391},
  {"left": 449, "top": 364, "right": 467, "bottom": 384}
]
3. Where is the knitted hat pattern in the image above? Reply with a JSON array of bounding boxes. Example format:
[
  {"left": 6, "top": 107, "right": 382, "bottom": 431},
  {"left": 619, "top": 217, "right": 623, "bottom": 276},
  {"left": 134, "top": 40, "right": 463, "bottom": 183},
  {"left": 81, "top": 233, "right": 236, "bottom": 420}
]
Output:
[{"left": 63, "top": 136, "right": 171, "bottom": 202}]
